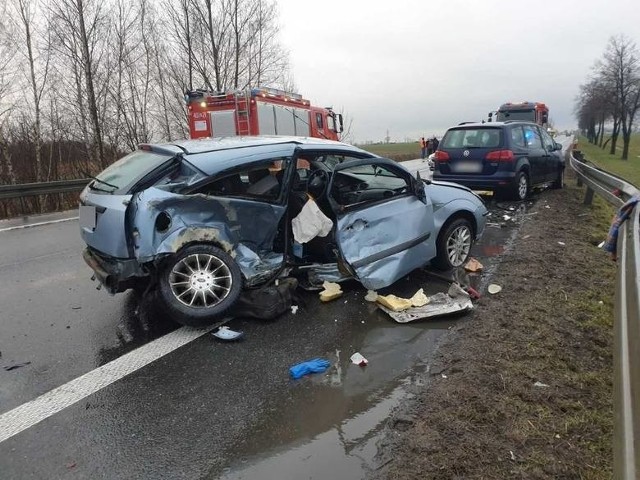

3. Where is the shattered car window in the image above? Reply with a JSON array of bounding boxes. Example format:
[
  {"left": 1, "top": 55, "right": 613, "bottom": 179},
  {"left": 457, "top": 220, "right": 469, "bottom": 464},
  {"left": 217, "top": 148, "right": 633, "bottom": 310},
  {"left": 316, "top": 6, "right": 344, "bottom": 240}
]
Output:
[
  {"left": 194, "top": 157, "right": 291, "bottom": 202},
  {"left": 154, "top": 160, "right": 206, "bottom": 190}
]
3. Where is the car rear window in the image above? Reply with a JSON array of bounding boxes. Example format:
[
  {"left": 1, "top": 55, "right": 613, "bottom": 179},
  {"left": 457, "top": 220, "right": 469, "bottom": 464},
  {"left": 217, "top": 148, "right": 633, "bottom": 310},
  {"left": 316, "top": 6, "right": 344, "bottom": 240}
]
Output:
[
  {"left": 96, "top": 150, "right": 173, "bottom": 191},
  {"left": 441, "top": 128, "right": 502, "bottom": 149}
]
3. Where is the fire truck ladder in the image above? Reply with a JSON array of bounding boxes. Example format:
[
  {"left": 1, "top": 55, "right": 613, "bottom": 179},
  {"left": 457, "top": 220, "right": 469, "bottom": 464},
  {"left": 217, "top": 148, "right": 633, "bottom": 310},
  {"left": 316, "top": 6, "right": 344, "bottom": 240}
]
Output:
[{"left": 234, "top": 90, "right": 251, "bottom": 135}]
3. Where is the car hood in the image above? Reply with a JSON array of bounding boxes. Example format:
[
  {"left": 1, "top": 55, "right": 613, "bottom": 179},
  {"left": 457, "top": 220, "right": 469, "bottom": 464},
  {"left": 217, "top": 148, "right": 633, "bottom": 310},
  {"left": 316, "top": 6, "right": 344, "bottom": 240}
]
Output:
[{"left": 426, "top": 180, "right": 485, "bottom": 212}]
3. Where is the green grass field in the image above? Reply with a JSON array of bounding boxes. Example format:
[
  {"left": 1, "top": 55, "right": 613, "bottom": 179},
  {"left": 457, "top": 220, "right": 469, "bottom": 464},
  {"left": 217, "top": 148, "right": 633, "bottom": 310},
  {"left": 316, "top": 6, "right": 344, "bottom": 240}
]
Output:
[
  {"left": 577, "top": 133, "right": 640, "bottom": 187},
  {"left": 358, "top": 142, "right": 421, "bottom": 159}
]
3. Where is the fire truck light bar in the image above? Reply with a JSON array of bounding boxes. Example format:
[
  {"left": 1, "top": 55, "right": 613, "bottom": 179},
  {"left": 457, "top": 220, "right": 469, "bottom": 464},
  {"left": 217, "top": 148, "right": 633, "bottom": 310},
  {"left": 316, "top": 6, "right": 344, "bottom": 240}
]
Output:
[{"left": 251, "top": 87, "right": 303, "bottom": 101}]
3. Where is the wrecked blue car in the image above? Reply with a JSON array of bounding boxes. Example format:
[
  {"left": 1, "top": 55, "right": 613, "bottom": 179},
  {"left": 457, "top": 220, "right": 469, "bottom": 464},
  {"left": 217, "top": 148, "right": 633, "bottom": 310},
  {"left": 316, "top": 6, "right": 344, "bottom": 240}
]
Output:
[{"left": 79, "top": 136, "right": 487, "bottom": 326}]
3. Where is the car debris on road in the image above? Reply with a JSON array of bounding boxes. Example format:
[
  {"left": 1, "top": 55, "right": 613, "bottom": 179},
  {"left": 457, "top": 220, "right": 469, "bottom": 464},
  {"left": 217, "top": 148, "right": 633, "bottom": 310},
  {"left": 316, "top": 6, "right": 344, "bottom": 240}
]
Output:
[
  {"left": 464, "top": 257, "right": 483, "bottom": 272},
  {"left": 319, "top": 282, "right": 343, "bottom": 302},
  {"left": 350, "top": 352, "right": 368, "bottom": 366},
  {"left": 3, "top": 361, "right": 32, "bottom": 371},
  {"left": 212, "top": 326, "right": 244, "bottom": 341},
  {"left": 379, "top": 283, "right": 474, "bottom": 323}
]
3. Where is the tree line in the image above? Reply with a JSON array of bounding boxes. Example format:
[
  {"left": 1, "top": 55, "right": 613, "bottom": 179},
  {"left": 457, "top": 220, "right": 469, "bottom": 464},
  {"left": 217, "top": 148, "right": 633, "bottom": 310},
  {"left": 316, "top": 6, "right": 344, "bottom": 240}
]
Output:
[
  {"left": 575, "top": 34, "right": 640, "bottom": 160},
  {"left": 0, "top": 0, "right": 290, "bottom": 194}
]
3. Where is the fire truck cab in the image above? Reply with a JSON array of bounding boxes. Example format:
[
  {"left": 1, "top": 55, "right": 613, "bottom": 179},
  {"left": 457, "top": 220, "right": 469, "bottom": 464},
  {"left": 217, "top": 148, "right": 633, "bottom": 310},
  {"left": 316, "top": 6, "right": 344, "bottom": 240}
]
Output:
[
  {"left": 488, "top": 101, "right": 549, "bottom": 127},
  {"left": 185, "top": 87, "right": 343, "bottom": 141}
]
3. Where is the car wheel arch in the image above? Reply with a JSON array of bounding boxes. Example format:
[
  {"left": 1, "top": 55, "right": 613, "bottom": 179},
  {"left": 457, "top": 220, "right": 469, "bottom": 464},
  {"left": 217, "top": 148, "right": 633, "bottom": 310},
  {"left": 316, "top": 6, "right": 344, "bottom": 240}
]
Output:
[
  {"left": 155, "top": 225, "right": 236, "bottom": 256},
  {"left": 515, "top": 158, "right": 531, "bottom": 175},
  {"left": 438, "top": 210, "right": 477, "bottom": 242}
]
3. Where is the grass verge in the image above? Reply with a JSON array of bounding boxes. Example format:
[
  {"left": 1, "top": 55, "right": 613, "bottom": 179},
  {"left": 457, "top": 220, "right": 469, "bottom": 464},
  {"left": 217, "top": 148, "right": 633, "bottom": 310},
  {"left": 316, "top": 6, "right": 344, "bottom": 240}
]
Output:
[{"left": 374, "top": 178, "right": 615, "bottom": 479}]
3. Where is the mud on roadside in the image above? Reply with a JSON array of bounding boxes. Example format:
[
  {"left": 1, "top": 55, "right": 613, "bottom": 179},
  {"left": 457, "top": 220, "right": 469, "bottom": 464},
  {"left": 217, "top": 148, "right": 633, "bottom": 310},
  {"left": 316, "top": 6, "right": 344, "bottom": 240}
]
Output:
[{"left": 371, "top": 178, "right": 615, "bottom": 479}]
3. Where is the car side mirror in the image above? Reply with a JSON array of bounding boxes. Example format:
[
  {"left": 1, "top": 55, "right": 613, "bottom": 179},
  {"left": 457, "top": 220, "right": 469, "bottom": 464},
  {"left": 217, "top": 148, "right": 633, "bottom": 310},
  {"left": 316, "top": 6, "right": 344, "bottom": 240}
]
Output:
[
  {"left": 554, "top": 142, "right": 562, "bottom": 151},
  {"left": 414, "top": 172, "right": 428, "bottom": 203}
]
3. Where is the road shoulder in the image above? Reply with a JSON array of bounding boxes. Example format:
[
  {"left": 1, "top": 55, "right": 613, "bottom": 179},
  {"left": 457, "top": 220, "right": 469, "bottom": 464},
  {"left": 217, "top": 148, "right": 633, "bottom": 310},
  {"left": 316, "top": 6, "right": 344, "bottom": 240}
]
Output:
[{"left": 372, "top": 181, "right": 615, "bottom": 479}]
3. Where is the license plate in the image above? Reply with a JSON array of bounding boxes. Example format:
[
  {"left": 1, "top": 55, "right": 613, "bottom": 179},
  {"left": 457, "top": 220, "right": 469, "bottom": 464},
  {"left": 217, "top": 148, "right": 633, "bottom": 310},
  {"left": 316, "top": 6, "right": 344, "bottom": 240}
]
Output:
[
  {"left": 79, "top": 205, "right": 97, "bottom": 229},
  {"left": 453, "top": 161, "right": 482, "bottom": 173}
]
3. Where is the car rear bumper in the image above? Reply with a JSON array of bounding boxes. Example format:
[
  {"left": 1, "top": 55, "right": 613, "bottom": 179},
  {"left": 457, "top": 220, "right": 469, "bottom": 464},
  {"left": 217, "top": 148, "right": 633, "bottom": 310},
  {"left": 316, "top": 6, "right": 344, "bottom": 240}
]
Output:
[
  {"left": 82, "top": 248, "right": 148, "bottom": 294},
  {"left": 432, "top": 172, "right": 516, "bottom": 191}
]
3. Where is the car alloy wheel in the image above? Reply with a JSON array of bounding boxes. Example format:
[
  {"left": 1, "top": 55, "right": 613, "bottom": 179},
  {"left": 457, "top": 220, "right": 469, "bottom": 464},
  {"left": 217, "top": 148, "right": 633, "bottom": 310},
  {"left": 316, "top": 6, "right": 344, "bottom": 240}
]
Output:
[
  {"left": 517, "top": 173, "right": 528, "bottom": 200},
  {"left": 159, "top": 244, "right": 243, "bottom": 326},
  {"left": 169, "top": 253, "right": 233, "bottom": 308},
  {"left": 446, "top": 224, "right": 472, "bottom": 267}
]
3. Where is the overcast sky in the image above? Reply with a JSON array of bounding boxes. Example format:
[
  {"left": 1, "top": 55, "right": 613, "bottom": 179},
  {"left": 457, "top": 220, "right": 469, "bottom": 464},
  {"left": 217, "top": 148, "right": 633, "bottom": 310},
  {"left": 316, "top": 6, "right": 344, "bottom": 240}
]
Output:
[{"left": 277, "top": 0, "right": 640, "bottom": 143}]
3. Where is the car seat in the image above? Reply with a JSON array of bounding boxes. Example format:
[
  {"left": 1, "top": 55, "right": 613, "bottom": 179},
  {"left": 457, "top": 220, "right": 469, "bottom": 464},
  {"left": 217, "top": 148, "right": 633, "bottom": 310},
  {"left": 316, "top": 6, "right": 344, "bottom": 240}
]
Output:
[{"left": 246, "top": 168, "right": 279, "bottom": 197}]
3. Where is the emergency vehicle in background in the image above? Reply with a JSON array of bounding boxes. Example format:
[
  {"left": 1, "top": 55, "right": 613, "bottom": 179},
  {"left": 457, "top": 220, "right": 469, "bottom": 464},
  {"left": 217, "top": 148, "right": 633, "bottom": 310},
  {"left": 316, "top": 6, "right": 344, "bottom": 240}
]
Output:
[
  {"left": 185, "top": 87, "right": 343, "bottom": 140},
  {"left": 488, "top": 101, "right": 549, "bottom": 127}
]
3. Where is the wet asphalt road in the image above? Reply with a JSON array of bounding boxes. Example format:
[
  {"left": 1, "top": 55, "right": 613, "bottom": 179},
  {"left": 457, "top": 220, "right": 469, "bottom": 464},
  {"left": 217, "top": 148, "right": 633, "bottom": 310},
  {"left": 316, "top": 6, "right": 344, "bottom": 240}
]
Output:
[{"left": 0, "top": 195, "right": 529, "bottom": 479}]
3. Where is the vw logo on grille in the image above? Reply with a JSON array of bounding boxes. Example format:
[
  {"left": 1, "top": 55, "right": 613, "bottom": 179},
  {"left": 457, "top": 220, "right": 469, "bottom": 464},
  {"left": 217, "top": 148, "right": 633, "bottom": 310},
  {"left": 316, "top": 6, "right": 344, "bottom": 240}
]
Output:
[{"left": 463, "top": 150, "right": 470, "bottom": 157}]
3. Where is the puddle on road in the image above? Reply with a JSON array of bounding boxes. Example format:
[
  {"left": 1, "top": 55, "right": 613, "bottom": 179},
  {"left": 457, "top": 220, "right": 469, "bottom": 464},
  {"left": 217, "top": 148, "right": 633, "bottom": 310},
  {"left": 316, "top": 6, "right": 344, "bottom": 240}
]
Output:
[
  {"left": 218, "top": 386, "right": 409, "bottom": 480},
  {"left": 212, "top": 197, "right": 533, "bottom": 480}
]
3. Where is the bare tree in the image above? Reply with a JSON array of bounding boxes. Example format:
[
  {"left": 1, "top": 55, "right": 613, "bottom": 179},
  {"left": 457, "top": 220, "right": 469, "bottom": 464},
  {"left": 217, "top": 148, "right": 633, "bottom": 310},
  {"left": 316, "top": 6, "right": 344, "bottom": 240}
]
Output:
[
  {"left": 12, "top": 0, "right": 51, "bottom": 183},
  {"left": 0, "top": 0, "right": 18, "bottom": 185},
  {"left": 48, "top": 0, "right": 109, "bottom": 168},
  {"left": 598, "top": 35, "right": 640, "bottom": 160}
]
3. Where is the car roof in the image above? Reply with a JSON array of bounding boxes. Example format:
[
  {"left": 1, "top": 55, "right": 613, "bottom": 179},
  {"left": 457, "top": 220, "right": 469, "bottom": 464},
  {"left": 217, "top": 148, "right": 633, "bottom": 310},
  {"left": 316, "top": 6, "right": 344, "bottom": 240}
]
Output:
[
  {"left": 447, "top": 121, "right": 537, "bottom": 130},
  {"left": 149, "top": 135, "right": 352, "bottom": 155},
  {"left": 141, "top": 136, "right": 374, "bottom": 176}
]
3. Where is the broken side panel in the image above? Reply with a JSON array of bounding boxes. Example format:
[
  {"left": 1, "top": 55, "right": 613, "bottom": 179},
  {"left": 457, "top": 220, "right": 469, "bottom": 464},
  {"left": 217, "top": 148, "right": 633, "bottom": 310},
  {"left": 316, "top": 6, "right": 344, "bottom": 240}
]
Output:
[
  {"left": 335, "top": 195, "right": 436, "bottom": 290},
  {"left": 131, "top": 187, "right": 287, "bottom": 283}
]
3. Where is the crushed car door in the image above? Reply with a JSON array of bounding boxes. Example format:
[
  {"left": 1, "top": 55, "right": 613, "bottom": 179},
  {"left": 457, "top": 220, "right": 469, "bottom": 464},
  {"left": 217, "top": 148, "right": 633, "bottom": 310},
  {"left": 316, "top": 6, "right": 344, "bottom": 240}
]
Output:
[{"left": 328, "top": 159, "right": 436, "bottom": 290}]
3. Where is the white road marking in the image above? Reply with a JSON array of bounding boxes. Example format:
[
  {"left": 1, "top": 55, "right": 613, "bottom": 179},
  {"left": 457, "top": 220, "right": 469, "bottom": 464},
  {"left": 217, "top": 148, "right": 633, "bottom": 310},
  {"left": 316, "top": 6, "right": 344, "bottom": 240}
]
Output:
[
  {"left": 0, "top": 216, "right": 78, "bottom": 233},
  {"left": 0, "top": 325, "right": 215, "bottom": 444}
]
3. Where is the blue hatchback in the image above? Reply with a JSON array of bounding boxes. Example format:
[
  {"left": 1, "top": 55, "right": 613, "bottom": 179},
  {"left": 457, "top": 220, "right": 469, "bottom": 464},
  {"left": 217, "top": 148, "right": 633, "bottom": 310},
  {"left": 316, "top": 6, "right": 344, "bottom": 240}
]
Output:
[{"left": 433, "top": 121, "right": 565, "bottom": 200}]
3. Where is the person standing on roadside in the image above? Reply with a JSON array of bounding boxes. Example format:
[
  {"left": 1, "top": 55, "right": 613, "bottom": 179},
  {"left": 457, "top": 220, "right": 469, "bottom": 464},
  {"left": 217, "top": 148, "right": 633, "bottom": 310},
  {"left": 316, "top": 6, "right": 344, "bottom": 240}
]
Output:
[
  {"left": 420, "top": 137, "right": 427, "bottom": 159},
  {"left": 432, "top": 136, "right": 439, "bottom": 152}
]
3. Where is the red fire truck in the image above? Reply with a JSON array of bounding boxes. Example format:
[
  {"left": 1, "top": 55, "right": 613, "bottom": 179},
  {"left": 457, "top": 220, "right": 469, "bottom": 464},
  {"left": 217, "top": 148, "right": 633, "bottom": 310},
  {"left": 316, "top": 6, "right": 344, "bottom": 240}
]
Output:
[
  {"left": 185, "top": 87, "right": 343, "bottom": 140},
  {"left": 488, "top": 101, "right": 549, "bottom": 126}
]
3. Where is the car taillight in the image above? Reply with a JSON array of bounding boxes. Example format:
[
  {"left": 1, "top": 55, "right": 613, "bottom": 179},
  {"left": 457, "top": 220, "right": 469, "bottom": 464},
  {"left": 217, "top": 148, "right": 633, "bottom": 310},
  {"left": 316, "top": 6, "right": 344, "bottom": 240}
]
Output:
[
  {"left": 485, "top": 150, "right": 514, "bottom": 162},
  {"left": 434, "top": 150, "right": 450, "bottom": 161}
]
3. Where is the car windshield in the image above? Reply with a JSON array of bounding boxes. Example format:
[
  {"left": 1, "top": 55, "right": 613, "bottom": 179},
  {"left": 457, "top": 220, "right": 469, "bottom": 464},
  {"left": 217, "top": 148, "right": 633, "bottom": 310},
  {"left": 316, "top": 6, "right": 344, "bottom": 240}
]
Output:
[
  {"left": 496, "top": 110, "right": 535, "bottom": 122},
  {"left": 441, "top": 128, "right": 502, "bottom": 149},
  {"left": 96, "top": 150, "right": 173, "bottom": 191}
]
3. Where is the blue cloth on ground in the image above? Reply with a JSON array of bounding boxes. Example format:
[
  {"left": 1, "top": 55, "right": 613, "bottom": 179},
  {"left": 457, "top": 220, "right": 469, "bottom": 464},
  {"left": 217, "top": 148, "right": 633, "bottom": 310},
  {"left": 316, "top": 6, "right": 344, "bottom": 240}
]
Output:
[
  {"left": 289, "top": 358, "right": 330, "bottom": 379},
  {"left": 604, "top": 195, "right": 640, "bottom": 259}
]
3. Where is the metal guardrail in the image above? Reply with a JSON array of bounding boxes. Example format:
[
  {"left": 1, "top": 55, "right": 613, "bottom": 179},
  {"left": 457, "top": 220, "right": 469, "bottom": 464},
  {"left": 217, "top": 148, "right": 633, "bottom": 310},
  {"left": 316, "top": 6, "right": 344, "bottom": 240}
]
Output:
[
  {"left": 569, "top": 148, "right": 640, "bottom": 480},
  {"left": 0, "top": 179, "right": 89, "bottom": 200}
]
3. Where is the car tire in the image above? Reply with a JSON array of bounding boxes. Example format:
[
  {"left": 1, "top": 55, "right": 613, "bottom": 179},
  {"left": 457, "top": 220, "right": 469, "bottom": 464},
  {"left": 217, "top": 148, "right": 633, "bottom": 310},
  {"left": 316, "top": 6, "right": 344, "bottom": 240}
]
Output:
[
  {"left": 551, "top": 167, "right": 564, "bottom": 189},
  {"left": 432, "top": 217, "right": 474, "bottom": 270},
  {"left": 158, "top": 244, "right": 242, "bottom": 327},
  {"left": 512, "top": 170, "right": 529, "bottom": 200}
]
